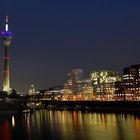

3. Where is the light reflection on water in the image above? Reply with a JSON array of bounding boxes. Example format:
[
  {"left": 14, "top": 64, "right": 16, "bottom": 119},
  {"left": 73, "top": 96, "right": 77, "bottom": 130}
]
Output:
[{"left": 0, "top": 110, "right": 140, "bottom": 140}]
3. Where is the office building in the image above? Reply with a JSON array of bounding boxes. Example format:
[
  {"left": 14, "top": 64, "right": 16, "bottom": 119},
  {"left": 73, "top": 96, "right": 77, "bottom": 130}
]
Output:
[
  {"left": 115, "top": 64, "right": 140, "bottom": 100},
  {"left": 90, "top": 70, "right": 121, "bottom": 100}
]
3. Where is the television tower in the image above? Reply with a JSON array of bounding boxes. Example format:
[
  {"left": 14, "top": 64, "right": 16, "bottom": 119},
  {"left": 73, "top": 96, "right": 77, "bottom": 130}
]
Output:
[{"left": 1, "top": 16, "right": 13, "bottom": 92}]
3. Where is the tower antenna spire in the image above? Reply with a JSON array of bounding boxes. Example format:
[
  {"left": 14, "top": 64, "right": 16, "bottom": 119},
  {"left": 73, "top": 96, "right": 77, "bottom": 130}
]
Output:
[{"left": 5, "top": 16, "right": 8, "bottom": 31}]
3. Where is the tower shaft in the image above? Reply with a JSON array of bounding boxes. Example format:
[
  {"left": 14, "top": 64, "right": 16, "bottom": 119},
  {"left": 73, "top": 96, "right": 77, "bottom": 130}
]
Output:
[{"left": 3, "top": 45, "right": 10, "bottom": 91}]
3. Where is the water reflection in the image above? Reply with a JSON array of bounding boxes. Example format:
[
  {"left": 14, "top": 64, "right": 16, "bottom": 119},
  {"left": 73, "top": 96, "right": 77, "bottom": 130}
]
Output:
[
  {"left": 12, "top": 116, "right": 15, "bottom": 127},
  {"left": 0, "top": 111, "right": 140, "bottom": 140},
  {"left": 0, "top": 120, "right": 11, "bottom": 140}
]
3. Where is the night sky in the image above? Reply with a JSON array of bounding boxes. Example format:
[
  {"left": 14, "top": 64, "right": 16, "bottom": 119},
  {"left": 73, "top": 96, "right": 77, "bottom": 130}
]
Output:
[{"left": 0, "top": 0, "right": 140, "bottom": 93}]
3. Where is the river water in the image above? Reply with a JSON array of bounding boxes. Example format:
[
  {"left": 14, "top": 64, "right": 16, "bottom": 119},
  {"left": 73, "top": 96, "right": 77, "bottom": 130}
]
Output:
[{"left": 0, "top": 110, "right": 140, "bottom": 140}]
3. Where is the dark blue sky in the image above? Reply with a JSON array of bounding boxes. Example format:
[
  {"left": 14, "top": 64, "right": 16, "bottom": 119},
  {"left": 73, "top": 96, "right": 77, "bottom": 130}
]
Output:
[{"left": 0, "top": 0, "right": 140, "bottom": 93}]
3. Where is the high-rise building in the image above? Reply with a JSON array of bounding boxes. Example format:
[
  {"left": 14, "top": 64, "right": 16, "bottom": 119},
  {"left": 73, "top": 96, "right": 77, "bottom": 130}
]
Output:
[
  {"left": 90, "top": 70, "right": 121, "bottom": 100},
  {"left": 115, "top": 64, "right": 140, "bottom": 100},
  {"left": 64, "top": 69, "right": 84, "bottom": 95},
  {"left": 1, "top": 16, "right": 13, "bottom": 92},
  {"left": 64, "top": 69, "right": 94, "bottom": 100}
]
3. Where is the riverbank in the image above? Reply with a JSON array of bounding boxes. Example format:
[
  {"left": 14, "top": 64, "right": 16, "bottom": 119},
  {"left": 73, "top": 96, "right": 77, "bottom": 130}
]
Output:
[
  {"left": 43, "top": 100, "right": 140, "bottom": 114},
  {"left": 0, "top": 101, "right": 22, "bottom": 114}
]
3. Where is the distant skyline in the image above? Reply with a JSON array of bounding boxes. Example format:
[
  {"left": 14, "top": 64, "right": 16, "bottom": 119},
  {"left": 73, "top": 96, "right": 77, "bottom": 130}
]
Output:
[{"left": 0, "top": 0, "right": 140, "bottom": 93}]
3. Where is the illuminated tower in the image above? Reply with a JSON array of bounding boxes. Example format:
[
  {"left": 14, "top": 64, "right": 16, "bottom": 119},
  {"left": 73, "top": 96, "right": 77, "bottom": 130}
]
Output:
[{"left": 1, "top": 16, "right": 13, "bottom": 92}]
